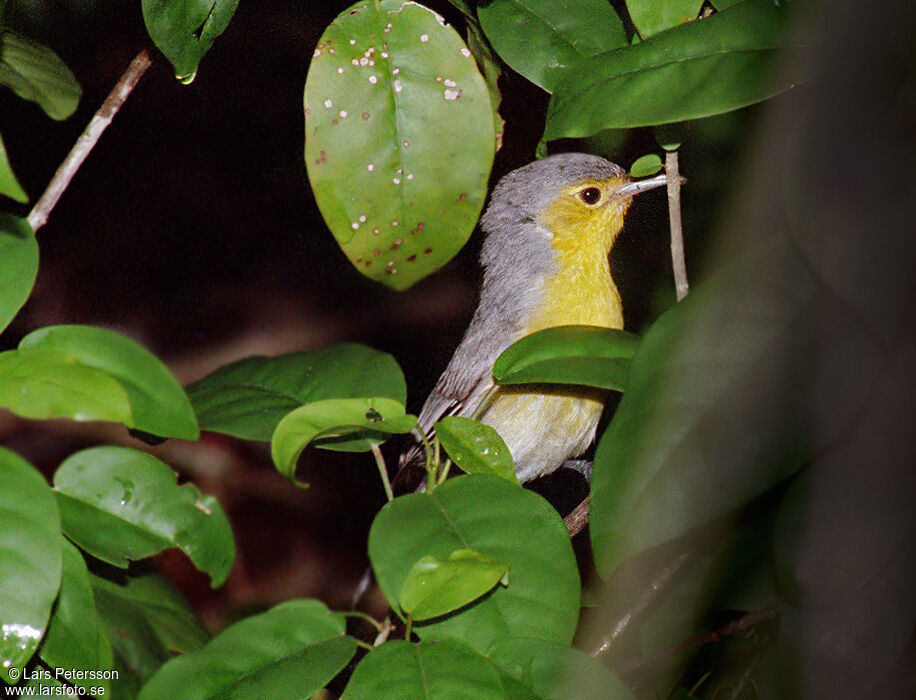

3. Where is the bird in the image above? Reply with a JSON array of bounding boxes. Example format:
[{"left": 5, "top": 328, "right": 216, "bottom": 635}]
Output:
[{"left": 398, "top": 152, "right": 668, "bottom": 485}]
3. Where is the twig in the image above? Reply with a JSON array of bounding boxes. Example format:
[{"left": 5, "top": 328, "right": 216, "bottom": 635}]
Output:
[
  {"left": 564, "top": 496, "right": 590, "bottom": 537},
  {"left": 665, "top": 150, "right": 689, "bottom": 301},
  {"left": 371, "top": 444, "right": 394, "bottom": 502},
  {"left": 621, "top": 604, "right": 782, "bottom": 673},
  {"left": 590, "top": 551, "right": 692, "bottom": 658},
  {"left": 27, "top": 49, "right": 153, "bottom": 232}
]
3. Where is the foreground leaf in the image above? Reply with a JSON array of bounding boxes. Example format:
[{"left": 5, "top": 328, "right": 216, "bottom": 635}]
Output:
[
  {"left": 138, "top": 600, "right": 355, "bottom": 700},
  {"left": 271, "top": 397, "right": 416, "bottom": 483},
  {"left": 0, "top": 30, "right": 81, "bottom": 119},
  {"left": 187, "top": 344, "right": 406, "bottom": 441},
  {"left": 0, "top": 448, "right": 61, "bottom": 682},
  {"left": 434, "top": 416, "right": 518, "bottom": 483},
  {"left": 545, "top": 0, "right": 813, "bottom": 138},
  {"left": 305, "top": 0, "right": 495, "bottom": 290},
  {"left": 142, "top": 0, "right": 240, "bottom": 82},
  {"left": 343, "top": 639, "right": 503, "bottom": 699},
  {"left": 400, "top": 548, "right": 509, "bottom": 621},
  {"left": 38, "top": 541, "right": 113, "bottom": 696},
  {"left": 477, "top": 0, "right": 627, "bottom": 92},
  {"left": 54, "top": 447, "right": 234, "bottom": 586},
  {"left": 494, "top": 325, "right": 639, "bottom": 391},
  {"left": 0, "top": 132, "right": 28, "bottom": 203},
  {"left": 21, "top": 325, "right": 199, "bottom": 440},
  {"left": 0, "top": 347, "right": 133, "bottom": 424},
  {"left": 369, "top": 475, "right": 579, "bottom": 654},
  {"left": 0, "top": 214, "right": 37, "bottom": 333},
  {"left": 487, "top": 637, "right": 636, "bottom": 699}
]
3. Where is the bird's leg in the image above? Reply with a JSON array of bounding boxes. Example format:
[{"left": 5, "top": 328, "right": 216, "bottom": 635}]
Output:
[{"left": 561, "top": 459, "right": 592, "bottom": 482}]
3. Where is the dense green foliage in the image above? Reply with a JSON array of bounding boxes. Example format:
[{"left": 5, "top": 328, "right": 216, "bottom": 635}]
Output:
[{"left": 1, "top": 1, "right": 911, "bottom": 698}]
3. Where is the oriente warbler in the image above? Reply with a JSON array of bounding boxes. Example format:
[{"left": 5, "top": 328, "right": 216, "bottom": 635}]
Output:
[{"left": 401, "top": 153, "right": 667, "bottom": 483}]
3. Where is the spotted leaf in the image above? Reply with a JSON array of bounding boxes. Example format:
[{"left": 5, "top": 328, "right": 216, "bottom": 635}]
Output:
[{"left": 305, "top": 0, "right": 495, "bottom": 290}]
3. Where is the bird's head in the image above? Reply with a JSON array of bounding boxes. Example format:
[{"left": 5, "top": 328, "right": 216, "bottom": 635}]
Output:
[{"left": 480, "top": 153, "right": 668, "bottom": 274}]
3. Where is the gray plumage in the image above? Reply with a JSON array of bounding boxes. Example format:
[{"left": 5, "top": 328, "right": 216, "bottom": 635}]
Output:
[{"left": 399, "top": 154, "right": 627, "bottom": 481}]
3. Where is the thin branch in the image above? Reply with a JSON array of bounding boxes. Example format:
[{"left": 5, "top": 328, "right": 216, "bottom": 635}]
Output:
[
  {"left": 564, "top": 496, "right": 590, "bottom": 537},
  {"left": 27, "top": 49, "right": 153, "bottom": 233},
  {"left": 665, "top": 150, "right": 689, "bottom": 301},
  {"left": 371, "top": 444, "right": 394, "bottom": 502},
  {"left": 621, "top": 604, "right": 782, "bottom": 673}
]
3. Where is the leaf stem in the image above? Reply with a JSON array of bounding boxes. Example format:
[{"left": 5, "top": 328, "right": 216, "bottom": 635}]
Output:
[
  {"left": 371, "top": 444, "right": 394, "bottom": 502},
  {"left": 27, "top": 49, "right": 153, "bottom": 233},
  {"left": 665, "top": 150, "right": 689, "bottom": 301},
  {"left": 404, "top": 615, "right": 413, "bottom": 641},
  {"left": 341, "top": 610, "right": 384, "bottom": 633}
]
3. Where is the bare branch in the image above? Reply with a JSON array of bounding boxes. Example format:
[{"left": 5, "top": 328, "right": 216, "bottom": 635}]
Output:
[
  {"left": 28, "top": 50, "right": 153, "bottom": 233},
  {"left": 564, "top": 496, "right": 590, "bottom": 537},
  {"left": 666, "top": 150, "right": 689, "bottom": 301}
]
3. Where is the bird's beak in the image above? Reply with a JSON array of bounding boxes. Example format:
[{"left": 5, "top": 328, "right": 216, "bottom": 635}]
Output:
[{"left": 616, "top": 173, "right": 670, "bottom": 199}]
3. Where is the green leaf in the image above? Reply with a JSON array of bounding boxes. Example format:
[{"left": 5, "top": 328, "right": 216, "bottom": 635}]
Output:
[
  {"left": 21, "top": 325, "right": 199, "bottom": 440},
  {"left": 0, "top": 347, "right": 133, "bottom": 424},
  {"left": 588, "top": 238, "right": 883, "bottom": 578},
  {"left": 466, "top": 19, "right": 505, "bottom": 151},
  {"left": 486, "top": 637, "right": 636, "bottom": 699},
  {"left": 0, "top": 448, "right": 61, "bottom": 683},
  {"left": 629, "top": 153, "right": 663, "bottom": 177},
  {"left": 91, "top": 572, "right": 208, "bottom": 695},
  {"left": 38, "top": 541, "right": 113, "bottom": 696},
  {"left": 400, "top": 547, "right": 509, "bottom": 621},
  {"left": 545, "top": 0, "right": 813, "bottom": 138},
  {"left": 493, "top": 325, "right": 639, "bottom": 391},
  {"left": 477, "top": 0, "right": 627, "bottom": 92},
  {"left": 53, "top": 446, "right": 234, "bottom": 586},
  {"left": 305, "top": 0, "right": 495, "bottom": 290},
  {"left": 271, "top": 397, "right": 416, "bottom": 483},
  {"left": 434, "top": 416, "right": 518, "bottom": 484},
  {"left": 142, "top": 0, "right": 240, "bottom": 83},
  {"left": 0, "top": 132, "right": 28, "bottom": 202},
  {"left": 342, "top": 639, "right": 504, "bottom": 699},
  {"left": 186, "top": 344, "right": 406, "bottom": 441},
  {"left": 0, "top": 214, "right": 37, "bottom": 333},
  {"left": 90, "top": 572, "right": 209, "bottom": 655},
  {"left": 138, "top": 600, "right": 356, "bottom": 700},
  {"left": 369, "top": 474, "right": 579, "bottom": 654},
  {"left": 626, "top": 0, "right": 705, "bottom": 39},
  {"left": 0, "top": 31, "right": 81, "bottom": 119}
]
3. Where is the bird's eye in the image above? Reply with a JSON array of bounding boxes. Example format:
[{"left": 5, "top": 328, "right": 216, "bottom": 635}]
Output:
[{"left": 579, "top": 187, "right": 602, "bottom": 205}]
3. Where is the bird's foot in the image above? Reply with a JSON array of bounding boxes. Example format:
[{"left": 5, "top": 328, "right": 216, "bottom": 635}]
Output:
[{"left": 561, "top": 459, "right": 592, "bottom": 482}]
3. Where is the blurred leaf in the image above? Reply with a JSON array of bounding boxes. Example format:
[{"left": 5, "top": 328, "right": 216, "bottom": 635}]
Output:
[
  {"left": 0, "top": 347, "right": 133, "bottom": 424},
  {"left": 138, "top": 600, "right": 355, "bottom": 700},
  {"left": 21, "top": 325, "right": 199, "bottom": 440},
  {"left": 0, "top": 448, "right": 61, "bottom": 683},
  {"left": 629, "top": 153, "right": 663, "bottom": 177},
  {"left": 710, "top": 0, "right": 748, "bottom": 7},
  {"left": 626, "top": 0, "right": 704, "bottom": 39},
  {"left": 142, "top": 0, "right": 240, "bottom": 82},
  {"left": 305, "top": 0, "right": 495, "bottom": 290},
  {"left": 0, "top": 214, "right": 37, "bottom": 333},
  {"left": 271, "top": 397, "right": 416, "bottom": 483},
  {"left": 545, "top": 0, "right": 813, "bottom": 138},
  {"left": 486, "top": 637, "right": 636, "bottom": 699},
  {"left": 187, "top": 344, "right": 406, "bottom": 441},
  {"left": 477, "top": 0, "right": 627, "bottom": 92},
  {"left": 400, "top": 547, "right": 509, "bottom": 621},
  {"left": 0, "top": 30, "right": 81, "bottom": 119},
  {"left": 342, "top": 639, "right": 503, "bottom": 699},
  {"left": 38, "top": 541, "right": 113, "bottom": 696},
  {"left": 589, "top": 237, "right": 883, "bottom": 579},
  {"left": 434, "top": 416, "right": 518, "bottom": 484},
  {"left": 54, "top": 447, "right": 234, "bottom": 586},
  {"left": 0, "top": 132, "right": 27, "bottom": 202},
  {"left": 654, "top": 123, "right": 683, "bottom": 150},
  {"left": 90, "top": 572, "right": 209, "bottom": 655},
  {"left": 369, "top": 475, "right": 579, "bottom": 654},
  {"left": 494, "top": 325, "right": 639, "bottom": 391}
]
